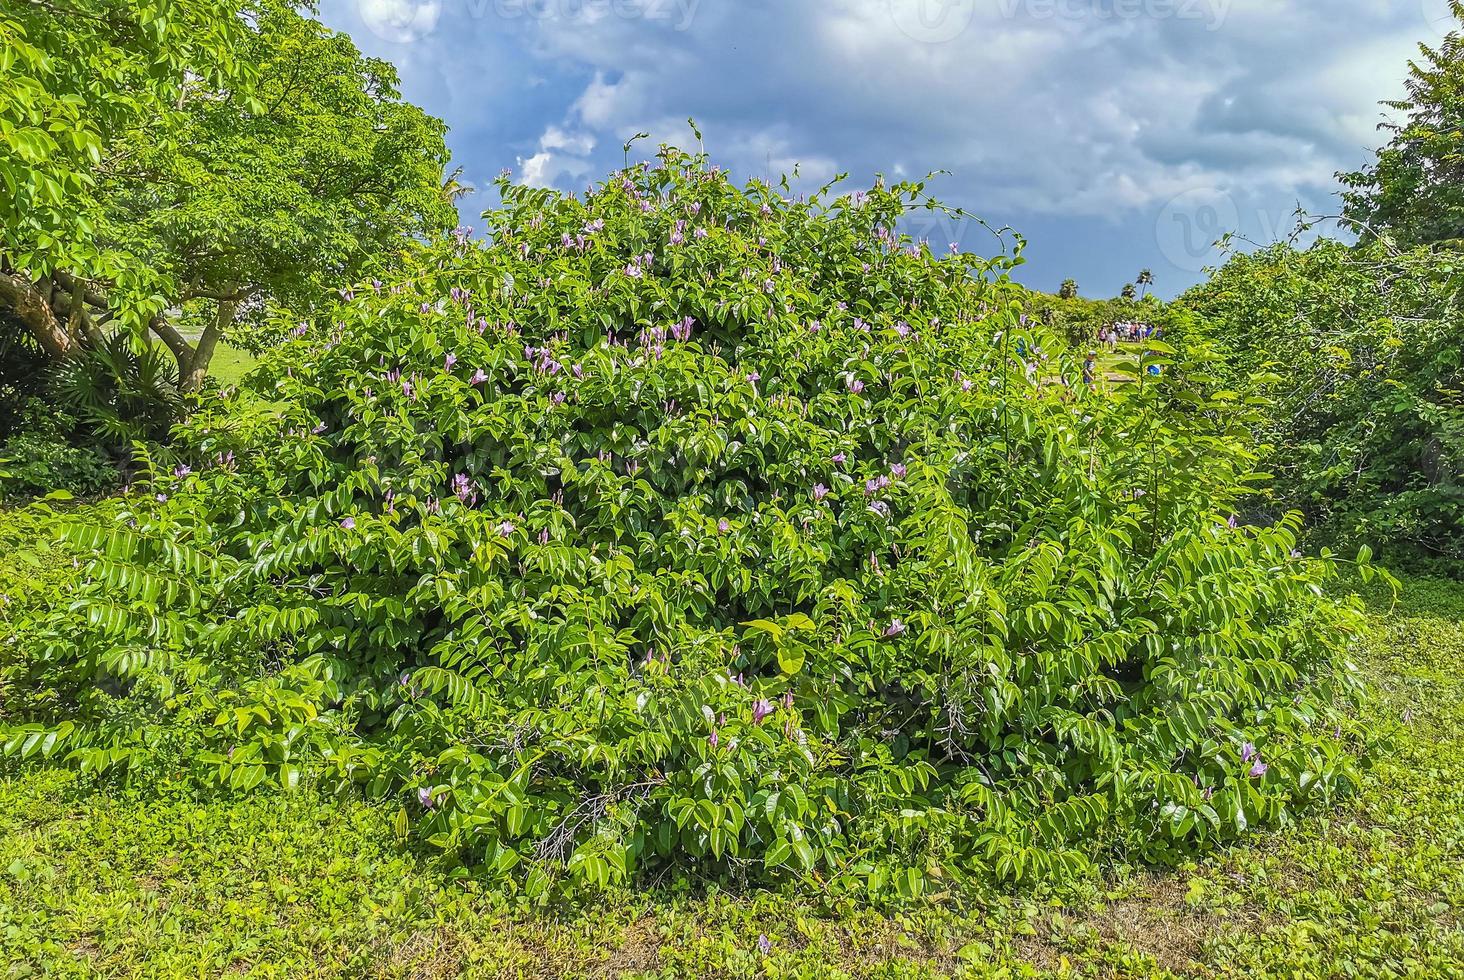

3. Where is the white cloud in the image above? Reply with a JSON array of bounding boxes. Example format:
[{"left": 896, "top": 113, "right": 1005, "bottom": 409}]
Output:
[{"left": 316, "top": 0, "right": 1438, "bottom": 291}]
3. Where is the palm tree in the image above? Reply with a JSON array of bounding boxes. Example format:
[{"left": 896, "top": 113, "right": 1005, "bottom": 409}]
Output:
[
  {"left": 1136, "top": 268, "right": 1154, "bottom": 299},
  {"left": 1058, "top": 278, "right": 1079, "bottom": 299},
  {"left": 1120, "top": 282, "right": 1137, "bottom": 301}
]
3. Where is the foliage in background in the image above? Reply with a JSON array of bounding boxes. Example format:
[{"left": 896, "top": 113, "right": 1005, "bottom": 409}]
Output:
[
  {"left": 0, "top": 0, "right": 245, "bottom": 354},
  {"left": 0, "top": 150, "right": 1376, "bottom": 902},
  {"left": 0, "top": 401, "right": 115, "bottom": 503},
  {"left": 1341, "top": 0, "right": 1464, "bottom": 248},
  {"left": 97, "top": 0, "right": 456, "bottom": 390},
  {"left": 1025, "top": 291, "right": 1190, "bottom": 352},
  {"left": 1180, "top": 239, "right": 1463, "bottom": 565},
  {"left": 0, "top": 0, "right": 453, "bottom": 468}
]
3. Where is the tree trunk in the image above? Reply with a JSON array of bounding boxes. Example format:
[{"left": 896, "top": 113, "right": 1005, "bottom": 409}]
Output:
[
  {"left": 0, "top": 272, "right": 74, "bottom": 358},
  {"left": 182, "top": 295, "right": 237, "bottom": 392},
  {"left": 149, "top": 314, "right": 195, "bottom": 378}
]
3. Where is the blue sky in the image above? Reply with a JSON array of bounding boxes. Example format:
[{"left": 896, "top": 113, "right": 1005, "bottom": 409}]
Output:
[{"left": 316, "top": 0, "right": 1448, "bottom": 298}]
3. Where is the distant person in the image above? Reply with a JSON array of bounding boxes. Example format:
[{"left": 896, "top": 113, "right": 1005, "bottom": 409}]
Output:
[{"left": 1083, "top": 351, "right": 1097, "bottom": 386}]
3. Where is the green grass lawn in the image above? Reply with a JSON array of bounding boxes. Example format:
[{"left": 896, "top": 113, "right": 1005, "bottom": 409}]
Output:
[
  {"left": 207, "top": 343, "right": 258, "bottom": 387},
  {"left": 2, "top": 575, "right": 1460, "bottom": 978}
]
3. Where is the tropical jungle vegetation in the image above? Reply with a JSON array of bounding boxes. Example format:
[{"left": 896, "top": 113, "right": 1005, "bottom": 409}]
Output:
[{"left": 0, "top": 0, "right": 1461, "bottom": 977}]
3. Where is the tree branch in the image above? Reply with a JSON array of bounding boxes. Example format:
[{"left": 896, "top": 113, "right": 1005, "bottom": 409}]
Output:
[{"left": 0, "top": 272, "right": 74, "bottom": 359}]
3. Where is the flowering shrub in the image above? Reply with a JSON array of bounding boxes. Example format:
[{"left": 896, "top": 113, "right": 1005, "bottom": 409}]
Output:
[{"left": 2, "top": 149, "right": 1373, "bottom": 900}]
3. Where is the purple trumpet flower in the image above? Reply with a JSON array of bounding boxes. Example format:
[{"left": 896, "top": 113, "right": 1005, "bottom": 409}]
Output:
[
  {"left": 813, "top": 483, "right": 829, "bottom": 502},
  {"left": 470, "top": 369, "right": 488, "bottom": 385},
  {"left": 890, "top": 463, "right": 906, "bottom": 479},
  {"left": 884, "top": 619, "right": 906, "bottom": 637},
  {"left": 846, "top": 376, "right": 865, "bottom": 394},
  {"left": 717, "top": 518, "right": 730, "bottom": 534},
  {"left": 707, "top": 729, "right": 719, "bottom": 749},
  {"left": 417, "top": 787, "right": 436, "bottom": 810},
  {"left": 444, "top": 352, "right": 457, "bottom": 371},
  {"left": 752, "top": 699, "right": 774, "bottom": 725},
  {"left": 173, "top": 464, "right": 191, "bottom": 478},
  {"left": 1249, "top": 759, "right": 1268, "bottom": 778},
  {"left": 757, "top": 935, "right": 772, "bottom": 955},
  {"left": 340, "top": 517, "right": 356, "bottom": 530},
  {"left": 1241, "top": 742, "right": 1258, "bottom": 763},
  {"left": 496, "top": 520, "right": 515, "bottom": 538},
  {"left": 831, "top": 453, "right": 846, "bottom": 464}
]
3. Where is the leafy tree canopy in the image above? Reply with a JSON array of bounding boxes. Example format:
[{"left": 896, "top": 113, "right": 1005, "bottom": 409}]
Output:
[
  {"left": 1341, "top": 1, "right": 1464, "bottom": 247},
  {"left": 1, "top": 1, "right": 454, "bottom": 393},
  {"left": 1180, "top": 239, "right": 1463, "bottom": 563}
]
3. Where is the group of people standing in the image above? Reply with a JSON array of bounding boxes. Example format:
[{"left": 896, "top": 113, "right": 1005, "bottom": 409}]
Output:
[{"left": 1098, "top": 321, "right": 1160, "bottom": 349}]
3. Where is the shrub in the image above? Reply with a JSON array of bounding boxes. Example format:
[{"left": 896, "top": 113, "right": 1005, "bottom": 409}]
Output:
[
  {"left": 1179, "top": 239, "right": 1464, "bottom": 563},
  {"left": 2, "top": 151, "right": 1373, "bottom": 901},
  {"left": 0, "top": 400, "right": 117, "bottom": 501}
]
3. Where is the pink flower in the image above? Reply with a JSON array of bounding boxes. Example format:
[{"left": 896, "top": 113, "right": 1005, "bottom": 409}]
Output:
[
  {"left": 717, "top": 518, "right": 730, "bottom": 533},
  {"left": 708, "top": 729, "right": 719, "bottom": 749},
  {"left": 470, "top": 369, "right": 487, "bottom": 384},
  {"left": 831, "top": 453, "right": 846, "bottom": 464}
]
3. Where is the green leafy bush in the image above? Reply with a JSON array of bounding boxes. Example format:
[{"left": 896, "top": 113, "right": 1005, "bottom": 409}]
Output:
[
  {"left": 1179, "top": 240, "right": 1463, "bottom": 563},
  {"left": 0, "top": 400, "right": 117, "bottom": 501},
  {"left": 2, "top": 151, "right": 1373, "bottom": 900}
]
